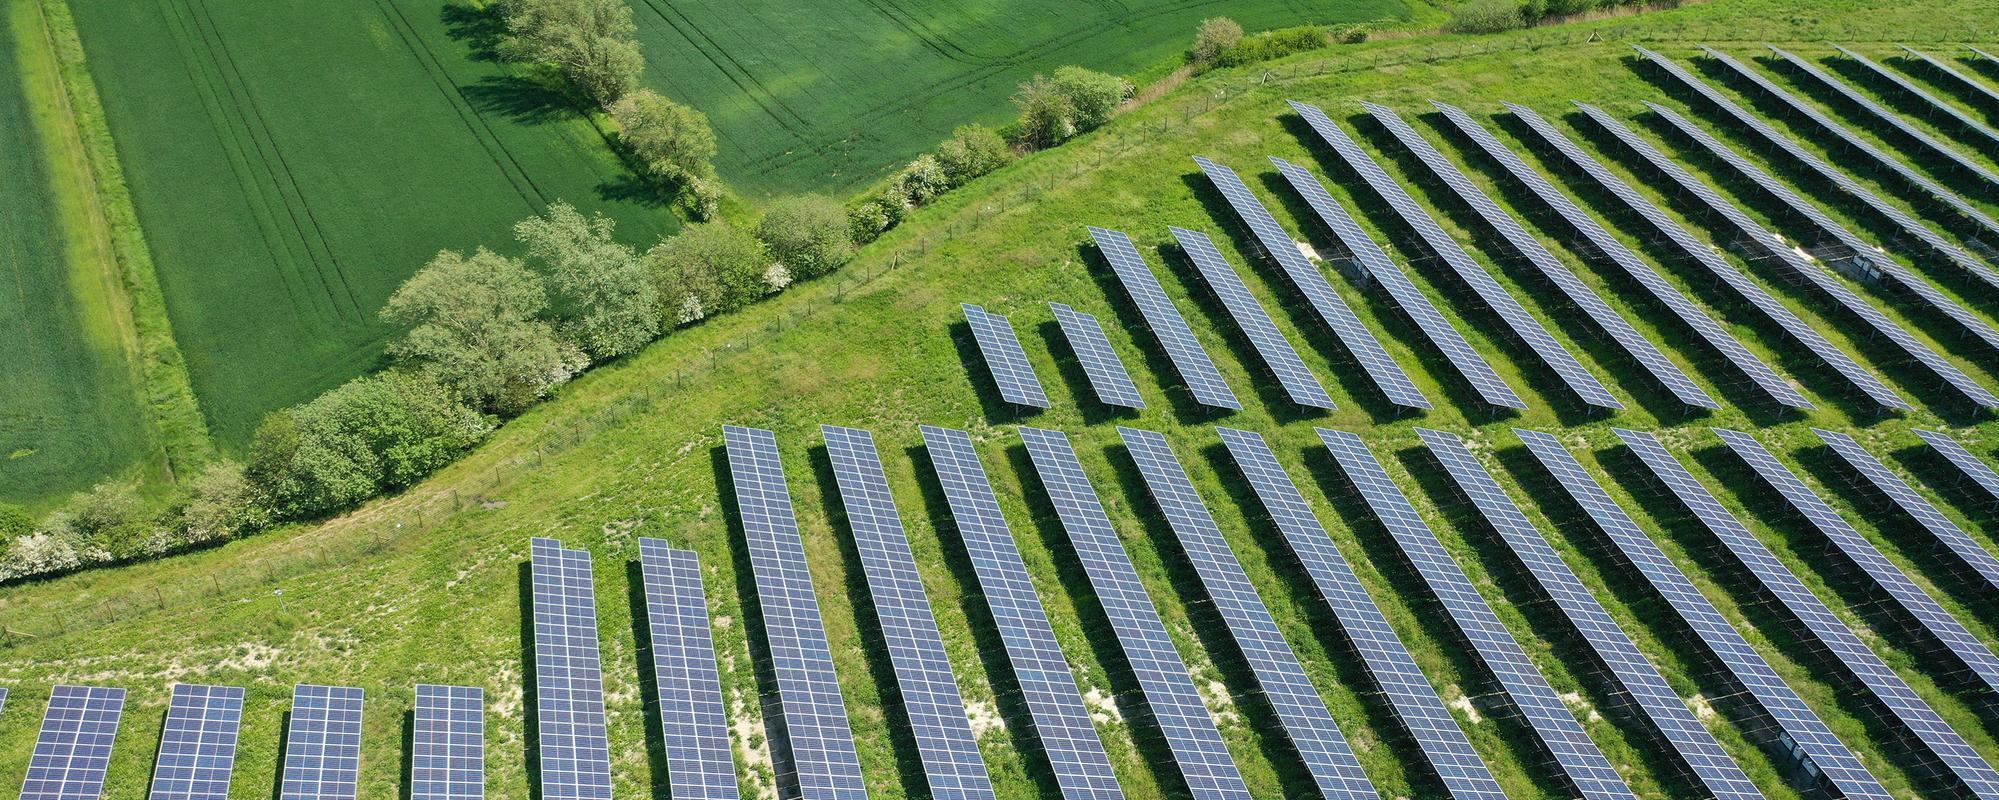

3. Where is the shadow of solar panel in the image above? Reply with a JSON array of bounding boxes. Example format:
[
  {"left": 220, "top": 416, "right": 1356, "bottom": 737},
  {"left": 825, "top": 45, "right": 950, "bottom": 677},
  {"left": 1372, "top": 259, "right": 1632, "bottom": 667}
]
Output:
[
  {"left": 636, "top": 541, "right": 739, "bottom": 800},
  {"left": 411, "top": 686, "right": 484, "bottom": 800},
  {"left": 528, "top": 539, "right": 614, "bottom": 800},
  {"left": 1087, "top": 227, "right": 1242, "bottom": 410},
  {"left": 1915, "top": 428, "right": 1999, "bottom": 504},
  {"left": 1838, "top": 45, "right": 1999, "bottom": 152},
  {"left": 1018, "top": 426, "right": 1251, "bottom": 800},
  {"left": 1901, "top": 46, "right": 1999, "bottom": 112},
  {"left": 962, "top": 304, "right": 1052, "bottom": 409},
  {"left": 1815, "top": 429, "right": 1999, "bottom": 606},
  {"left": 1523, "top": 429, "right": 1891, "bottom": 800},
  {"left": 21, "top": 685, "right": 125, "bottom": 800},
  {"left": 1169, "top": 227, "right": 1335, "bottom": 409},
  {"left": 149, "top": 684, "right": 245, "bottom": 800},
  {"left": 1051, "top": 303, "right": 1145, "bottom": 409},
  {"left": 281, "top": 685, "right": 364, "bottom": 800},
  {"left": 1771, "top": 46, "right": 1999, "bottom": 187}
]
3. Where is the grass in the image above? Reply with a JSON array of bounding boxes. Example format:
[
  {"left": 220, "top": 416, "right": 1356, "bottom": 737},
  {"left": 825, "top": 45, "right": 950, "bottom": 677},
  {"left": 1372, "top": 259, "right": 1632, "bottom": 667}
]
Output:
[{"left": 5, "top": 2, "right": 1999, "bottom": 799}]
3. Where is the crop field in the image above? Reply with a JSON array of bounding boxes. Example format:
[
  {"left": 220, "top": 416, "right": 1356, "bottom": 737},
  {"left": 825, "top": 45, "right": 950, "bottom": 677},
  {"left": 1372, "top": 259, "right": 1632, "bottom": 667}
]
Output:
[
  {"left": 636, "top": 0, "right": 1424, "bottom": 196},
  {"left": 7, "top": 1, "right": 1999, "bottom": 800},
  {"left": 64, "top": 0, "right": 682, "bottom": 447}
]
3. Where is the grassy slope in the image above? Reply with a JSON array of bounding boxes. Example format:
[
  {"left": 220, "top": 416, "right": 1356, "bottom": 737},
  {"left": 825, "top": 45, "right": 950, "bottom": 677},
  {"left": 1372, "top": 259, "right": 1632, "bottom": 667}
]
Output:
[{"left": 6, "top": 3, "right": 1999, "bottom": 800}]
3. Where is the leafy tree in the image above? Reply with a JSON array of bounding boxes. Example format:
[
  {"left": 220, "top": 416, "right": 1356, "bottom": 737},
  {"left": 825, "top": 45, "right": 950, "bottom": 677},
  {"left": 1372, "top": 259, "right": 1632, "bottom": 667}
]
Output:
[
  {"left": 896, "top": 154, "right": 950, "bottom": 205},
  {"left": 43, "top": 481, "right": 146, "bottom": 559},
  {"left": 645, "top": 224, "right": 771, "bottom": 319},
  {"left": 611, "top": 89, "right": 717, "bottom": 194},
  {"left": 174, "top": 461, "right": 270, "bottom": 547},
  {"left": 381, "top": 248, "right": 586, "bottom": 414},
  {"left": 1447, "top": 0, "right": 1525, "bottom": 32},
  {"left": 757, "top": 195, "right": 853, "bottom": 279},
  {"left": 1051, "top": 66, "right": 1131, "bottom": 132},
  {"left": 1192, "top": 17, "right": 1243, "bottom": 65},
  {"left": 934, "top": 123, "right": 1011, "bottom": 186},
  {"left": 497, "top": 0, "right": 645, "bottom": 105},
  {"left": 248, "top": 373, "right": 492, "bottom": 519},
  {"left": 1011, "top": 74, "right": 1075, "bottom": 149},
  {"left": 515, "top": 202, "right": 659, "bottom": 360}
]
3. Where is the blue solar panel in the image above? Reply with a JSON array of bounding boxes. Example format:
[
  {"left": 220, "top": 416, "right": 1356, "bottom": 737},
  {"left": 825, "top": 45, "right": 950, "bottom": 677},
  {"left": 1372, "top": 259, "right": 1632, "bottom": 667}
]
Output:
[
  {"left": 638, "top": 540, "right": 740, "bottom": 800},
  {"left": 1916, "top": 428, "right": 1999, "bottom": 506},
  {"left": 1118, "top": 427, "right": 1377, "bottom": 800},
  {"left": 1839, "top": 45, "right": 1999, "bottom": 153},
  {"left": 149, "top": 684, "right": 245, "bottom": 800},
  {"left": 1291, "top": 100, "right": 1621, "bottom": 410},
  {"left": 411, "top": 685, "right": 484, "bottom": 800},
  {"left": 1901, "top": 45, "right": 1999, "bottom": 114},
  {"left": 1268, "top": 155, "right": 1524, "bottom": 409},
  {"left": 1366, "top": 102, "right": 1715, "bottom": 410},
  {"left": 1816, "top": 429, "right": 1999, "bottom": 598},
  {"left": 1507, "top": 102, "right": 1911, "bottom": 411},
  {"left": 1088, "top": 227, "right": 1242, "bottom": 410},
  {"left": 529, "top": 538, "right": 614, "bottom": 800},
  {"left": 1772, "top": 46, "right": 1999, "bottom": 188},
  {"left": 1315, "top": 428, "right": 1635, "bottom": 800},
  {"left": 724, "top": 425, "right": 870, "bottom": 800},
  {"left": 0, "top": 687, "right": 8, "bottom": 715},
  {"left": 823, "top": 425, "right": 996, "bottom": 800},
  {"left": 1018, "top": 426, "right": 1251, "bottom": 800},
  {"left": 280, "top": 685, "right": 364, "bottom": 800},
  {"left": 1050, "top": 303, "right": 1145, "bottom": 409},
  {"left": 1622, "top": 429, "right": 1999, "bottom": 799},
  {"left": 1416, "top": 429, "right": 1760, "bottom": 800},
  {"left": 1169, "top": 227, "right": 1336, "bottom": 409},
  {"left": 1524, "top": 429, "right": 1892, "bottom": 800},
  {"left": 919, "top": 425, "right": 1126, "bottom": 800},
  {"left": 1192, "top": 156, "right": 1430, "bottom": 409},
  {"left": 962, "top": 304, "right": 1052, "bottom": 409},
  {"left": 21, "top": 685, "right": 125, "bottom": 800}
]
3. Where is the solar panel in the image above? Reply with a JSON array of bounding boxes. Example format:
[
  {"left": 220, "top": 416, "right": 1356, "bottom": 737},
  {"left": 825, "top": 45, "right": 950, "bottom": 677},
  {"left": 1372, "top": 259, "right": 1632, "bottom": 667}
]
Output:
[
  {"left": 1578, "top": 101, "right": 1999, "bottom": 410},
  {"left": 1901, "top": 45, "right": 1999, "bottom": 111},
  {"left": 1169, "top": 227, "right": 1336, "bottom": 409},
  {"left": 822, "top": 425, "right": 996, "bottom": 800},
  {"left": 1506, "top": 102, "right": 1911, "bottom": 410},
  {"left": 1430, "top": 101, "right": 1810, "bottom": 410},
  {"left": 1269, "top": 155, "right": 1526, "bottom": 409},
  {"left": 1717, "top": 428, "right": 1999, "bottom": 699},
  {"left": 1191, "top": 156, "right": 1430, "bottom": 409},
  {"left": 1415, "top": 429, "right": 1761, "bottom": 800},
  {"left": 1637, "top": 46, "right": 1999, "bottom": 293},
  {"left": 1915, "top": 427, "right": 1999, "bottom": 505},
  {"left": 1367, "top": 103, "right": 1715, "bottom": 410},
  {"left": 1314, "top": 428, "right": 1635, "bottom": 800},
  {"left": 1976, "top": 47, "right": 1999, "bottom": 67},
  {"left": 1644, "top": 101, "right": 1999, "bottom": 358},
  {"left": 1291, "top": 100, "right": 1621, "bottom": 410},
  {"left": 1815, "top": 428, "right": 1999, "bottom": 597},
  {"left": 962, "top": 303, "right": 1052, "bottom": 409},
  {"left": 280, "top": 685, "right": 364, "bottom": 800},
  {"left": 411, "top": 686, "right": 484, "bottom": 800},
  {"left": 1522, "top": 429, "right": 1892, "bottom": 800},
  {"left": 1838, "top": 45, "right": 1999, "bottom": 153},
  {"left": 1118, "top": 427, "right": 1377, "bottom": 800},
  {"left": 529, "top": 538, "right": 614, "bottom": 800},
  {"left": 20, "top": 685, "right": 125, "bottom": 800},
  {"left": 723, "top": 425, "right": 870, "bottom": 800},
  {"left": 0, "top": 687, "right": 8, "bottom": 715},
  {"left": 918, "top": 425, "right": 1126, "bottom": 800},
  {"left": 1214, "top": 427, "right": 1506, "bottom": 800},
  {"left": 1017, "top": 426, "right": 1251, "bottom": 800},
  {"left": 1620, "top": 429, "right": 1999, "bottom": 799},
  {"left": 638, "top": 539, "right": 739, "bottom": 800},
  {"left": 149, "top": 684, "right": 245, "bottom": 800},
  {"left": 1771, "top": 46, "right": 1999, "bottom": 188},
  {"left": 1050, "top": 303, "right": 1145, "bottom": 409},
  {"left": 1087, "top": 227, "right": 1243, "bottom": 410}
]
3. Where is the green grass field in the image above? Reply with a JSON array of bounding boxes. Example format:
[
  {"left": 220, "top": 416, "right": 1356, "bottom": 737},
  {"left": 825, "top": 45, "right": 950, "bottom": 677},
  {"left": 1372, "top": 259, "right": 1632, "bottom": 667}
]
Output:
[{"left": 6, "top": 2, "right": 1999, "bottom": 799}]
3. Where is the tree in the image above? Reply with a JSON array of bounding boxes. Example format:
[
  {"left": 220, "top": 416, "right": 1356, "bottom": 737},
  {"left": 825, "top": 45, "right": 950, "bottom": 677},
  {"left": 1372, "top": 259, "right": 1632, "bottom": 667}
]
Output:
[
  {"left": 174, "top": 461, "right": 270, "bottom": 547},
  {"left": 1447, "top": 0, "right": 1525, "bottom": 33},
  {"left": 381, "top": 248, "right": 586, "bottom": 414},
  {"left": 498, "top": 0, "right": 645, "bottom": 106},
  {"left": 1192, "top": 17, "right": 1243, "bottom": 65},
  {"left": 757, "top": 195, "right": 853, "bottom": 279},
  {"left": 645, "top": 224, "right": 770, "bottom": 320},
  {"left": 248, "top": 373, "right": 492, "bottom": 519},
  {"left": 611, "top": 89, "right": 717, "bottom": 193},
  {"left": 895, "top": 154, "right": 950, "bottom": 205},
  {"left": 1051, "top": 66, "right": 1131, "bottom": 132},
  {"left": 934, "top": 123, "right": 1011, "bottom": 186},
  {"left": 1011, "top": 74, "right": 1076, "bottom": 149},
  {"left": 515, "top": 202, "right": 659, "bottom": 360}
]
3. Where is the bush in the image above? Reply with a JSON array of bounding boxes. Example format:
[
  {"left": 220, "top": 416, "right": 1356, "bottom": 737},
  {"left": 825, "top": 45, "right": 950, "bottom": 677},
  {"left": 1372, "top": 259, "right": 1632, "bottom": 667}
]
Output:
[
  {"left": 1051, "top": 66, "right": 1131, "bottom": 132},
  {"left": 611, "top": 89, "right": 718, "bottom": 196},
  {"left": 1334, "top": 24, "right": 1370, "bottom": 43},
  {"left": 934, "top": 124, "right": 1011, "bottom": 186},
  {"left": 496, "top": 0, "right": 645, "bottom": 106},
  {"left": 1215, "top": 25, "right": 1328, "bottom": 67},
  {"left": 848, "top": 200, "right": 894, "bottom": 244},
  {"left": 646, "top": 224, "right": 771, "bottom": 319},
  {"left": 757, "top": 195, "right": 853, "bottom": 279},
  {"left": 248, "top": 373, "right": 492, "bottom": 519},
  {"left": 171, "top": 461, "right": 270, "bottom": 549},
  {"left": 37, "top": 481, "right": 146, "bottom": 560},
  {"left": 0, "top": 503, "right": 32, "bottom": 539},
  {"left": 1011, "top": 73, "right": 1075, "bottom": 149},
  {"left": 0, "top": 530, "right": 89, "bottom": 582},
  {"left": 1448, "top": 0, "right": 1526, "bottom": 32},
  {"left": 1191, "top": 17, "right": 1243, "bottom": 65},
  {"left": 381, "top": 248, "right": 586, "bottom": 415},
  {"left": 515, "top": 202, "right": 659, "bottom": 361},
  {"left": 895, "top": 155, "right": 950, "bottom": 205}
]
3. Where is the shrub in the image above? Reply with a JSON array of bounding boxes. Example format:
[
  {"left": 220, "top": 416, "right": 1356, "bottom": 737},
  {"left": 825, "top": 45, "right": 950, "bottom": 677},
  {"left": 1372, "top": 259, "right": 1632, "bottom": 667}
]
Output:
[
  {"left": 1448, "top": 0, "right": 1525, "bottom": 32},
  {"left": 1334, "top": 24, "right": 1370, "bottom": 43},
  {"left": 895, "top": 154, "right": 950, "bottom": 205},
  {"left": 0, "top": 503, "right": 32, "bottom": 539},
  {"left": 611, "top": 89, "right": 718, "bottom": 196},
  {"left": 1192, "top": 17, "right": 1243, "bottom": 65},
  {"left": 848, "top": 200, "right": 894, "bottom": 244},
  {"left": 934, "top": 124, "right": 1011, "bottom": 186},
  {"left": 1011, "top": 73, "right": 1075, "bottom": 149},
  {"left": 757, "top": 195, "right": 853, "bottom": 279},
  {"left": 646, "top": 224, "right": 771, "bottom": 318},
  {"left": 515, "top": 202, "right": 659, "bottom": 360},
  {"left": 1050, "top": 66, "right": 1131, "bottom": 132},
  {"left": 496, "top": 0, "right": 645, "bottom": 106},
  {"left": 0, "top": 530, "right": 88, "bottom": 582},
  {"left": 1215, "top": 26, "right": 1328, "bottom": 67},
  {"left": 248, "top": 373, "right": 492, "bottom": 519},
  {"left": 381, "top": 248, "right": 586, "bottom": 415}
]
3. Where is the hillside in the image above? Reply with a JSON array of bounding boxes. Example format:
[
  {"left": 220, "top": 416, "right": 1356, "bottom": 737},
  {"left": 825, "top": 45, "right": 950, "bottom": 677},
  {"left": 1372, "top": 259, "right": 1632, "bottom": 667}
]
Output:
[{"left": 5, "top": 2, "right": 1999, "bottom": 800}]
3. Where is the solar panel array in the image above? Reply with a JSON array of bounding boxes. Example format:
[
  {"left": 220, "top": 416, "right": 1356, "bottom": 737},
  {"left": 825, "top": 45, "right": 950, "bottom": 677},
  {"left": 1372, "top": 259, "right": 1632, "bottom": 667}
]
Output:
[
  {"left": 1838, "top": 45, "right": 1999, "bottom": 152},
  {"left": 1018, "top": 426, "right": 1251, "bottom": 800},
  {"left": 1169, "top": 227, "right": 1336, "bottom": 409},
  {"left": 823, "top": 425, "right": 996, "bottom": 800},
  {"left": 1291, "top": 100, "right": 1621, "bottom": 410},
  {"left": 1577, "top": 101, "right": 1999, "bottom": 410},
  {"left": 1622, "top": 430, "right": 1999, "bottom": 799},
  {"left": 21, "top": 685, "right": 125, "bottom": 800},
  {"left": 1636, "top": 46, "right": 1999, "bottom": 293},
  {"left": 1268, "top": 155, "right": 1525, "bottom": 409},
  {"left": 410, "top": 685, "right": 484, "bottom": 800},
  {"left": 919, "top": 425, "right": 1125, "bottom": 800},
  {"left": 1771, "top": 46, "right": 1999, "bottom": 187},
  {"left": 1975, "top": 46, "right": 1999, "bottom": 67},
  {"left": 1415, "top": 429, "right": 1761, "bottom": 800},
  {"left": 1429, "top": 101, "right": 1810, "bottom": 409},
  {"left": 1506, "top": 102, "right": 1910, "bottom": 410},
  {"left": 149, "top": 684, "right": 245, "bottom": 800},
  {"left": 280, "top": 685, "right": 364, "bottom": 800},
  {"left": 528, "top": 538, "right": 614, "bottom": 800},
  {"left": 1716, "top": 429, "right": 1999, "bottom": 698},
  {"left": 1902, "top": 45, "right": 1999, "bottom": 111},
  {"left": 1815, "top": 429, "right": 1999, "bottom": 597},
  {"left": 1192, "top": 155, "right": 1430, "bottom": 409},
  {"left": 1314, "top": 428, "right": 1636, "bottom": 800},
  {"left": 0, "top": 687, "right": 9, "bottom": 715},
  {"left": 723, "top": 425, "right": 870, "bottom": 800},
  {"left": 1088, "top": 227, "right": 1242, "bottom": 410},
  {"left": 962, "top": 304, "right": 1052, "bottom": 409},
  {"left": 1118, "top": 427, "right": 1377, "bottom": 800},
  {"left": 1214, "top": 427, "right": 1506, "bottom": 800},
  {"left": 1915, "top": 428, "right": 1999, "bottom": 504},
  {"left": 1050, "top": 303, "right": 1145, "bottom": 409},
  {"left": 1528, "top": 430, "right": 1893, "bottom": 800},
  {"left": 637, "top": 539, "right": 739, "bottom": 800}
]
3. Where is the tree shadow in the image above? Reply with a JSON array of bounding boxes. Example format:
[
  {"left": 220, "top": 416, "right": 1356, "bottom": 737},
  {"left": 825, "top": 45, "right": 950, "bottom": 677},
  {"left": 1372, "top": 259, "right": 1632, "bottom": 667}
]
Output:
[
  {"left": 625, "top": 560, "right": 672, "bottom": 799},
  {"left": 1076, "top": 242, "right": 1240, "bottom": 424},
  {"left": 597, "top": 172, "right": 679, "bottom": 209},
  {"left": 461, "top": 74, "right": 586, "bottom": 127},
  {"left": 711, "top": 446, "right": 797, "bottom": 800},
  {"left": 517, "top": 564, "right": 544, "bottom": 800},
  {"left": 439, "top": 1, "right": 505, "bottom": 63},
  {"left": 948, "top": 320, "right": 1048, "bottom": 426},
  {"left": 1036, "top": 320, "right": 1142, "bottom": 426}
]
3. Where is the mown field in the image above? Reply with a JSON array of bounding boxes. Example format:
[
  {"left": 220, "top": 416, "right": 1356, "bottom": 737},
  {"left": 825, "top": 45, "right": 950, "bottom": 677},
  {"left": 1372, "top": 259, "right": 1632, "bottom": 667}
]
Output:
[
  {"left": 6, "top": 2, "right": 1999, "bottom": 799},
  {"left": 63, "top": 0, "right": 684, "bottom": 447}
]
